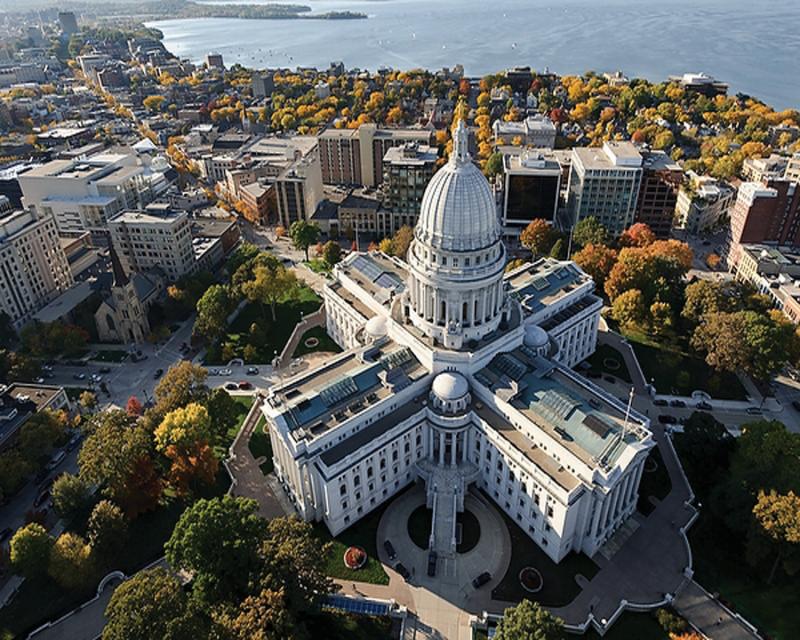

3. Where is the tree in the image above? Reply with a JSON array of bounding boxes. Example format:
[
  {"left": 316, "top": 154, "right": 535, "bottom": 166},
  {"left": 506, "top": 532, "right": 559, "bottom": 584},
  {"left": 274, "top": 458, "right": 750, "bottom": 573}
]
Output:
[
  {"left": 88, "top": 500, "right": 128, "bottom": 560},
  {"left": 10, "top": 523, "right": 53, "bottom": 579},
  {"left": 611, "top": 289, "right": 646, "bottom": 327},
  {"left": 649, "top": 300, "right": 673, "bottom": 335},
  {"left": 572, "top": 216, "right": 608, "bottom": 248},
  {"left": 103, "top": 567, "right": 204, "bottom": 640},
  {"left": 494, "top": 600, "right": 564, "bottom": 640},
  {"left": 391, "top": 226, "right": 414, "bottom": 259},
  {"left": 484, "top": 152, "right": 503, "bottom": 177},
  {"left": 143, "top": 95, "right": 165, "bottom": 112},
  {"left": 49, "top": 532, "right": 95, "bottom": 590},
  {"left": 549, "top": 238, "right": 565, "bottom": 259},
  {"left": 242, "top": 260, "right": 299, "bottom": 322},
  {"left": 260, "top": 516, "right": 334, "bottom": 613},
  {"left": 195, "top": 285, "right": 231, "bottom": 342},
  {"left": 321, "top": 240, "right": 342, "bottom": 267},
  {"left": 79, "top": 390, "right": 97, "bottom": 411},
  {"left": 618, "top": 222, "right": 656, "bottom": 248},
  {"left": 126, "top": 396, "right": 144, "bottom": 417},
  {"left": 155, "top": 403, "right": 212, "bottom": 455},
  {"left": 572, "top": 243, "right": 617, "bottom": 290},
  {"left": 520, "top": 219, "right": 555, "bottom": 256},
  {"left": 378, "top": 237, "right": 393, "bottom": 254},
  {"left": 288, "top": 220, "right": 321, "bottom": 260},
  {"left": 51, "top": 473, "right": 93, "bottom": 524},
  {"left": 151, "top": 361, "right": 208, "bottom": 421},
  {"left": 165, "top": 496, "right": 267, "bottom": 604},
  {"left": 17, "top": 408, "right": 67, "bottom": 463},
  {"left": 751, "top": 490, "right": 800, "bottom": 584},
  {"left": 218, "top": 588, "right": 295, "bottom": 640},
  {"left": 204, "top": 387, "right": 241, "bottom": 446}
]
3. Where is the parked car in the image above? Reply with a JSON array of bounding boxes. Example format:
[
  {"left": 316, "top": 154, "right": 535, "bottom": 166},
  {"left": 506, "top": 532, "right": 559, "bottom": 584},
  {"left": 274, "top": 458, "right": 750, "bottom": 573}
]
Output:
[
  {"left": 238, "top": 381, "right": 253, "bottom": 390},
  {"left": 658, "top": 414, "right": 677, "bottom": 424},
  {"left": 66, "top": 433, "right": 83, "bottom": 452},
  {"left": 45, "top": 450, "right": 66, "bottom": 471},
  {"left": 73, "top": 373, "right": 86, "bottom": 380},
  {"left": 669, "top": 399, "right": 686, "bottom": 408},
  {"left": 225, "top": 382, "right": 238, "bottom": 391},
  {"left": 210, "top": 369, "right": 220, "bottom": 376},
  {"left": 472, "top": 572, "right": 491, "bottom": 589},
  {"left": 33, "top": 489, "right": 51, "bottom": 508},
  {"left": 383, "top": 540, "right": 397, "bottom": 561},
  {"left": 154, "top": 368, "right": 164, "bottom": 379},
  {"left": 219, "top": 369, "right": 233, "bottom": 376},
  {"left": 427, "top": 551, "right": 437, "bottom": 577},
  {"left": 34, "top": 377, "right": 45, "bottom": 384},
  {"left": 696, "top": 401, "right": 712, "bottom": 411},
  {"left": 91, "top": 374, "right": 102, "bottom": 383},
  {"left": 246, "top": 366, "right": 259, "bottom": 375},
  {"left": 395, "top": 563, "right": 411, "bottom": 580},
  {"left": 99, "top": 366, "right": 111, "bottom": 374},
  {"left": 653, "top": 399, "right": 668, "bottom": 407},
  {"left": 746, "top": 406, "right": 763, "bottom": 415}
]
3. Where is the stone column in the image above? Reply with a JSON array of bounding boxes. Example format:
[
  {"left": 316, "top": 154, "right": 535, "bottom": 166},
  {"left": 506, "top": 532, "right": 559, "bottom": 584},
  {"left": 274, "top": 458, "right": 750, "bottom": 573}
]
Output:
[
  {"left": 450, "top": 434, "right": 457, "bottom": 466},
  {"left": 462, "top": 431, "right": 469, "bottom": 463},
  {"left": 439, "top": 431, "right": 445, "bottom": 465},
  {"left": 590, "top": 495, "right": 604, "bottom": 538}
]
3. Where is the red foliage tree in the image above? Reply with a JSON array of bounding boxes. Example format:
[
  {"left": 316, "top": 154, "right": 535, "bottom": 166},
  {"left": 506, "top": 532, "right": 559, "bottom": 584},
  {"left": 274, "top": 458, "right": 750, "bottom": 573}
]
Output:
[{"left": 126, "top": 396, "right": 143, "bottom": 417}]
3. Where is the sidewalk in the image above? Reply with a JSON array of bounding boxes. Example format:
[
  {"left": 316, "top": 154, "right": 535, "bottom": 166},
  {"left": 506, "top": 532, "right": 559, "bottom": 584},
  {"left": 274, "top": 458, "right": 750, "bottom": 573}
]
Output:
[{"left": 674, "top": 580, "right": 761, "bottom": 640}]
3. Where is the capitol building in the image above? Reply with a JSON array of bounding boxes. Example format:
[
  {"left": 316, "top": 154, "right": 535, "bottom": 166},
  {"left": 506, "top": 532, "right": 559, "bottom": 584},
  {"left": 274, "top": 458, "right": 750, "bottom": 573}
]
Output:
[{"left": 263, "top": 121, "right": 654, "bottom": 564}]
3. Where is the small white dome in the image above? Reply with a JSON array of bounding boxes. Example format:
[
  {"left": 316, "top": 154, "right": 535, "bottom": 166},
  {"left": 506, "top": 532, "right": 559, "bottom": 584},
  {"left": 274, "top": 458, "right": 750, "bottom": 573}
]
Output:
[
  {"left": 431, "top": 371, "right": 469, "bottom": 401},
  {"left": 524, "top": 324, "right": 549, "bottom": 349},
  {"left": 365, "top": 315, "right": 388, "bottom": 338}
]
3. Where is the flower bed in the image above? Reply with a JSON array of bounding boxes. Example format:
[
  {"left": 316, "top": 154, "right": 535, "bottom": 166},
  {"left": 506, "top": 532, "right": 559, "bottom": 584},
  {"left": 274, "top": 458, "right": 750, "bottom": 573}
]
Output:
[
  {"left": 304, "top": 336, "right": 320, "bottom": 348},
  {"left": 519, "top": 566, "right": 543, "bottom": 593},
  {"left": 343, "top": 546, "right": 367, "bottom": 570}
]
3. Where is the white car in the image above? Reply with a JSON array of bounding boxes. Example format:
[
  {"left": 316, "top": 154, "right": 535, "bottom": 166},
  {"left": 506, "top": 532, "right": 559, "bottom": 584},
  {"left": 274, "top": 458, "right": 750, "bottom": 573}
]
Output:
[
  {"left": 91, "top": 374, "right": 102, "bottom": 383},
  {"left": 218, "top": 368, "right": 233, "bottom": 376}
]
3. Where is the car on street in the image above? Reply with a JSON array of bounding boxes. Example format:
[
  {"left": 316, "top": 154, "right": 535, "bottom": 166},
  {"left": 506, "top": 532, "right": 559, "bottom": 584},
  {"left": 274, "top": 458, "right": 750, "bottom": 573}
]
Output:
[
  {"left": 73, "top": 373, "right": 86, "bottom": 380},
  {"left": 395, "top": 563, "right": 411, "bottom": 580},
  {"left": 225, "top": 382, "right": 238, "bottom": 391},
  {"left": 91, "top": 374, "right": 102, "bottom": 383},
  {"left": 33, "top": 489, "right": 51, "bottom": 508},
  {"left": 246, "top": 366, "right": 259, "bottom": 375},
  {"left": 219, "top": 369, "right": 233, "bottom": 376},
  {"left": 42, "top": 372, "right": 55, "bottom": 379},
  {"left": 154, "top": 368, "right": 164, "bottom": 379},
  {"left": 210, "top": 369, "right": 220, "bottom": 376},
  {"left": 0, "top": 527, "right": 12, "bottom": 543},
  {"left": 653, "top": 399, "right": 668, "bottom": 406},
  {"left": 658, "top": 414, "right": 677, "bottom": 424},
  {"left": 238, "top": 381, "right": 253, "bottom": 390},
  {"left": 746, "top": 406, "right": 763, "bottom": 415},
  {"left": 669, "top": 399, "right": 686, "bottom": 408},
  {"left": 427, "top": 551, "right": 437, "bottom": 577},
  {"left": 472, "top": 572, "right": 491, "bottom": 589},
  {"left": 99, "top": 366, "right": 111, "bottom": 374},
  {"left": 66, "top": 432, "right": 83, "bottom": 451},
  {"left": 696, "top": 401, "right": 712, "bottom": 411},
  {"left": 383, "top": 540, "right": 397, "bottom": 561},
  {"left": 34, "top": 377, "right": 45, "bottom": 384},
  {"left": 45, "top": 450, "right": 66, "bottom": 471}
]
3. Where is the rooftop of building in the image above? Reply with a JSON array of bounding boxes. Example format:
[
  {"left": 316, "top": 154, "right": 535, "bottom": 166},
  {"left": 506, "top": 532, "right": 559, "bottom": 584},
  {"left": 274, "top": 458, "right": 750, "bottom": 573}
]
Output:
[
  {"left": 503, "top": 150, "right": 562, "bottom": 174},
  {"left": 109, "top": 205, "right": 186, "bottom": 226},
  {"left": 336, "top": 252, "right": 407, "bottom": 308},
  {"left": 573, "top": 142, "right": 642, "bottom": 170},
  {"left": 741, "top": 244, "right": 800, "bottom": 267},
  {"left": 475, "top": 352, "right": 649, "bottom": 471},
  {"left": 3, "top": 383, "right": 65, "bottom": 411},
  {"left": 267, "top": 338, "right": 427, "bottom": 441},
  {"left": 190, "top": 215, "right": 237, "bottom": 238},
  {"left": 383, "top": 142, "right": 438, "bottom": 166},
  {"left": 641, "top": 149, "right": 682, "bottom": 172},
  {"left": 505, "top": 258, "right": 592, "bottom": 315},
  {"left": 33, "top": 281, "right": 95, "bottom": 324}
]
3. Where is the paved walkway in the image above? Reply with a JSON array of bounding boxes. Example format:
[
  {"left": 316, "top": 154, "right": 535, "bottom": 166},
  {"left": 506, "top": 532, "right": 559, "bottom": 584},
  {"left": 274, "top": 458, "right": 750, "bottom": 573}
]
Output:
[
  {"left": 674, "top": 580, "right": 761, "bottom": 640},
  {"left": 598, "top": 327, "right": 648, "bottom": 394}
]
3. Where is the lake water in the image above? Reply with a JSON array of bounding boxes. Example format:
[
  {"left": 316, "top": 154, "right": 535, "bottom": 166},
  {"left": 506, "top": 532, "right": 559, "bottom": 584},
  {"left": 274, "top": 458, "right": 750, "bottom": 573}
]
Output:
[{"left": 147, "top": 0, "right": 800, "bottom": 110}]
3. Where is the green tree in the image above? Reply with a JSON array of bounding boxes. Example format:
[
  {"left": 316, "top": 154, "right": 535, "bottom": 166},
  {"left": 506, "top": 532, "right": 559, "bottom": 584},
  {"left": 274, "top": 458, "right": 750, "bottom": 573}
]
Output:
[
  {"left": 751, "top": 490, "right": 800, "bottom": 584},
  {"left": 103, "top": 567, "right": 205, "bottom": 640},
  {"left": 150, "top": 361, "right": 209, "bottom": 423},
  {"left": 242, "top": 260, "right": 299, "bottom": 322},
  {"left": 548, "top": 238, "right": 565, "bottom": 259},
  {"left": 572, "top": 216, "right": 608, "bottom": 248},
  {"left": 218, "top": 588, "right": 295, "bottom": 640},
  {"left": 288, "top": 220, "right": 321, "bottom": 260},
  {"left": 204, "top": 387, "right": 241, "bottom": 446},
  {"left": 10, "top": 523, "right": 53, "bottom": 579},
  {"left": 17, "top": 408, "right": 67, "bottom": 463},
  {"left": 321, "top": 240, "right": 342, "bottom": 267},
  {"left": 484, "top": 151, "right": 504, "bottom": 177},
  {"left": 49, "top": 532, "right": 95, "bottom": 590},
  {"left": 79, "top": 390, "right": 97, "bottom": 411},
  {"left": 165, "top": 496, "right": 267, "bottom": 604},
  {"left": 520, "top": 219, "right": 555, "bottom": 256},
  {"left": 51, "top": 472, "right": 93, "bottom": 524},
  {"left": 611, "top": 289, "right": 646, "bottom": 327},
  {"left": 195, "top": 285, "right": 231, "bottom": 342},
  {"left": 0, "top": 450, "right": 33, "bottom": 501},
  {"left": 88, "top": 500, "right": 128, "bottom": 560},
  {"left": 495, "top": 599, "right": 564, "bottom": 640}
]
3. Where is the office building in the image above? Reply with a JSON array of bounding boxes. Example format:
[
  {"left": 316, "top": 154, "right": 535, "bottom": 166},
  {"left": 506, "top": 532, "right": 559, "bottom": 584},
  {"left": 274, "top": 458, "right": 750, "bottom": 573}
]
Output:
[
  {"left": 381, "top": 142, "right": 438, "bottom": 232},
  {"left": 674, "top": 172, "right": 736, "bottom": 235},
  {"left": 500, "top": 150, "right": 561, "bottom": 237},
  {"left": 567, "top": 142, "right": 643, "bottom": 235},
  {"left": 274, "top": 152, "right": 324, "bottom": 228},
  {"left": 58, "top": 11, "right": 79, "bottom": 35},
  {"left": 252, "top": 72, "right": 274, "bottom": 99},
  {"left": 492, "top": 115, "right": 557, "bottom": 149},
  {"left": 635, "top": 151, "right": 683, "bottom": 238},
  {"left": 742, "top": 154, "right": 789, "bottom": 183},
  {"left": 784, "top": 153, "right": 800, "bottom": 183}
]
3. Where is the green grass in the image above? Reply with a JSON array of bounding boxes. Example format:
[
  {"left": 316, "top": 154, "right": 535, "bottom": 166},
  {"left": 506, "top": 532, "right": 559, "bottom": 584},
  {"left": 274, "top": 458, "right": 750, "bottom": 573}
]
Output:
[
  {"left": 248, "top": 416, "right": 273, "bottom": 475},
  {"left": 212, "top": 395, "right": 253, "bottom": 459},
  {"left": 582, "top": 344, "right": 632, "bottom": 383},
  {"left": 305, "top": 258, "right": 332, "bottom": 274},
  {"left": 310, "top": 610, "right": 400, "bottom": 640},
  {"left": 485, "top": 491, "right": 599, "bottom": 606},
  {"left": 89, "top": 350, "right": 129, "bottom": 363},
  {"left": 583, "top": 611, "right": 669, "bottom": 639},
  {"left": 293, "top": 326, "right": 342, "bottom": 358},
  {"left": 206, "top": 286, "right": 321, "bottom": 365},
  {"left": 624, "top": 331, "right": 748, "bottom": 400},
  {"left": 314, "top": 488, "right": 414, "bottom": 586},
  {"left": 636, "top": 446, "right": 672, "bottom": 516}
]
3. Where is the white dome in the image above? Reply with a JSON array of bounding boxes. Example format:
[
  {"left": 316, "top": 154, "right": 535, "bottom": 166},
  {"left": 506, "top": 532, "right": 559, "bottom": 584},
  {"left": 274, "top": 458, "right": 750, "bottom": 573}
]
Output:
[
  {"left": 365, "top": 315, "right": 388, "bottom": 338},
  {"left": 415, "top": 120, "right": 499, "bottom": 252},
  {"left": 524, "top": 324, "right": 549, "bottom": 349},
  {"left": 431, "top": 371, "right": 469, "bottom": 401}
]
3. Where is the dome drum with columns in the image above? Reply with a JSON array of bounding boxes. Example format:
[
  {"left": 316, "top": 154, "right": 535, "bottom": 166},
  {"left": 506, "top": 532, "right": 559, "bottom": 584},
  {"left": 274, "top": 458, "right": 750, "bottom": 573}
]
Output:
[{"left": 406, "top": 120, "right": 508, "bottom": 349}]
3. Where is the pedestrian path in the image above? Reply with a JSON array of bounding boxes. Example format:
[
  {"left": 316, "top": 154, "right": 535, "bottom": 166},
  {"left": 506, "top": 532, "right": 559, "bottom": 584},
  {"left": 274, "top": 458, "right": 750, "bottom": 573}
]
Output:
[{"left": 674, "top": 580, "right": 761, "bottom": 640}]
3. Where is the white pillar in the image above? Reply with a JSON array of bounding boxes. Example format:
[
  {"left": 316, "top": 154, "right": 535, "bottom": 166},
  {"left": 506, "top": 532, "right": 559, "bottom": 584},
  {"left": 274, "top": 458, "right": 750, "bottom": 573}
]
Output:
[
  {"left": 590, "top": 495, "right": 604, "bottom": 538},
  {"left": 450, "top": 434, "right": 457, "bottom": 466},
  {"left": 439, "top": 432, "right": 445, "bottom": 465},
  {"left": 462, "top": 431, "right": 468, "bottom": 463}
]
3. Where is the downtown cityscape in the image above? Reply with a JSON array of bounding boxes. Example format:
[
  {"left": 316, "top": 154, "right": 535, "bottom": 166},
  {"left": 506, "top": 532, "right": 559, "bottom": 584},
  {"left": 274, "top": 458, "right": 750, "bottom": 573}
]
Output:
[{"left": 0, "top": 2, "right": 798, "bottom": 640}]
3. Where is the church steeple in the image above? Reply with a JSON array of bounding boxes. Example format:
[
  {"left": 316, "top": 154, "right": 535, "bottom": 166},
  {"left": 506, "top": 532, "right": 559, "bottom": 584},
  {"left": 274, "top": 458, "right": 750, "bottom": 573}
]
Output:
[{"left": 109, "top": 242, "right": 129, "bottom": 287}]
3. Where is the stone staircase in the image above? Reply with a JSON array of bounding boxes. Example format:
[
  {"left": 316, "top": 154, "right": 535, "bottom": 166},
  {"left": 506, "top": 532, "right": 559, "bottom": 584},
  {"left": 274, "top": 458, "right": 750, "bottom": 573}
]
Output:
[{"left": 431, "top": 487, "right": 458, "bottom": 556}]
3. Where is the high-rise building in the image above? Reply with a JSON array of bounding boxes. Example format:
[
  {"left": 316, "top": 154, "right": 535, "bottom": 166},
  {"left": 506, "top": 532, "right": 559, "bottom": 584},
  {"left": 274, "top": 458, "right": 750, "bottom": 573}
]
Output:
[
  {"left": 381, "top": 142, "right": 438, "bottom": 232},
  {"left": 251, "top": 72, "right": 274, "bottom": 99},
  {"left": 0, "top": 209, "right": 73, "bottom": 328},
  {"left": 108, "top": 204, "right": 195, "bottom": 280},
  {"left": 274, "top": 152, "right": 324, "bottom": 229},
  {"left": 567, "top": 142, "right": 643, "bottom": 235},
  {"left": 500, "top": 150, "right": 561, "bottom": 237},
  {"left": 635, "top": 151, "right": 683, "bottom": 238},
  {"left": 319, "top": 125, "right": 434, "bottom": 188},
  {"left": 58, "top": 11, "right": 79, "bottom": 35}
]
